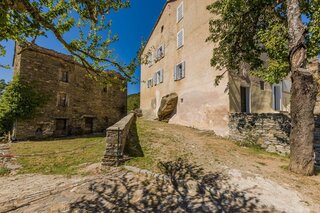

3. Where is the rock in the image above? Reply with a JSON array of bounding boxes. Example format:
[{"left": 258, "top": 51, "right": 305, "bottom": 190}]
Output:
[{"left": 158, "top": 93, "right": 178, "bottom": 122}]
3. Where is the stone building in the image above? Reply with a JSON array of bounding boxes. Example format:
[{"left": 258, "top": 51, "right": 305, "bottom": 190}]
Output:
[
  {"left": 12, "top": 43, "right": 127, "bottom": 140},
  {"left": 140, "top": 0, "right": 318, "bottom": 136},
  {"left": 140, "top": 0, "right": 320, "bottom": 165}
]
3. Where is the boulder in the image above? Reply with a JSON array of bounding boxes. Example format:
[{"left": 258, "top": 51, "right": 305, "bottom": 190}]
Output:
[{"left": 158, "top": 93, "right": 178, "bottom": 122}]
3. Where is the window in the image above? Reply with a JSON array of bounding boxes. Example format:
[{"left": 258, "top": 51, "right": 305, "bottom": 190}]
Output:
[
  {"left": 174, "top": 62, "right": 185, "bottom": 81},
  {"left": 177, "top": 29, "right": 184, "bottom": 49},
  {"left": 154, "top": 69, "right": 164, "bottom": 86},
  {"left": 240, "top": 86, "right": 250, "bottom": 113},
  {"left": 177, "top": 2, "right": 184, "bottom": 22},
  {"left": 161, "top": 25, "right": 164, "bottom": 33},
  {"left": 84, "top": 117, "right": 94, "bottom": 132},
  {"left": 272, "top": 84, "right": 282, "bottom": 111},
  {"left": 147, "top": 79, "right": 153, "bottom": 88},
  {"left": 282, "top": 80, "right": 291, "bottom": 93},
  {"left": 156, "top": 44, "right": 165, "bottom": 60},
  {"left": 147, "top": 53, "right": 154, "bottom": 67},
  {"left": 60, "top": 71, "right": 69, "bottom": 82},
  {"left": 55, "top": 119, "right": 67, "bottom": 131},
  {"left": 260, "top": 81, "right": 265, "bottom": 90},
  {"left": 58, "top": 93, "right": 68, "bottom": 107}
]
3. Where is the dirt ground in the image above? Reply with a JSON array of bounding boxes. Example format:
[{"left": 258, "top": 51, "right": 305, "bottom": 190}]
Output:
[{"left": 0, "top": 118, "right": 320, "bottom": 212}]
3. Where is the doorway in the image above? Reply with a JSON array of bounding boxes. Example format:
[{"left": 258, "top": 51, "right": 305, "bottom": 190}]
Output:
[
  {"left": 85, "top": 117, "right": 94, "bottom": 133},
  {"left": 240, "top": 86, "right": 250, "bottom": 113},
  {"left": 272, "top": 84, "right": 282, "bottom": 111}
]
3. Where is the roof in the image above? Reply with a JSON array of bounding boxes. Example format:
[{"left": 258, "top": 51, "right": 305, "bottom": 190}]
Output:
[
  {"left": 14, "top": 42, "right": 125, "bottom": 80},
  {"left": 17, "top": 42, "right": 77, "bottom": 65},
  {"left": 142, "top": 0, "right": 176, "bottom": 53}
]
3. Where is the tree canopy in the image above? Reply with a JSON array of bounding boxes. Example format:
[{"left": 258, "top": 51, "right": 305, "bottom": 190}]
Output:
[
  {"left": 207, "top": 0, "right": 320, "bottom": 84},
  {"left": 0, "top": 79, "right": 6, "bottom": 96},
  {"left": 0, "top": 0, "right": 140, "bottom": 85},
  {"left": 0, "top": 77, "right": 48, "bottom": 136}
]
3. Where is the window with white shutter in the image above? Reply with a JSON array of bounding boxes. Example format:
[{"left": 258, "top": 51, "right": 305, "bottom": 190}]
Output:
[
  {"left": 177, "top": 29, "right": 184, "bottom": 49},
  {"left": 177, "top": 2, "right": 184, "bottom": 23},
  {"left": 174, "top": 62, "right": 185, "bottom": 81},
  {"left": 147, "top": 79, "right": 154, "bottom": 88},
  {"left": 147, "top": 53, "right": 154, "bottom": 67},
  {"left": 156, "top": 44, "right": 165, "bottom": 60}
]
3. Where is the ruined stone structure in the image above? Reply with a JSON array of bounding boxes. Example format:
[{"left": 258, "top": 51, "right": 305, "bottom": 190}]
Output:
[{"left": 12, "top": 44, "right": 127, "bottom": 140}]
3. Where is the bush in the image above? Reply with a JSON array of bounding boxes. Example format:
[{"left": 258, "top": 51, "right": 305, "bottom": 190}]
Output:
[{"left": 0, "top": 77, "right": 48, "bottom": 136}]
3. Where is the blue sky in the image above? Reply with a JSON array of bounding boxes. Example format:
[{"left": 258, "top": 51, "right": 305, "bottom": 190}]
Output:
[{"left": 0, "top": 0, "right": 166, "bottom": 95}]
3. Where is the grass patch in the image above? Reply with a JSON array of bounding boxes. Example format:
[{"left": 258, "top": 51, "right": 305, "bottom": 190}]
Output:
[
  {"left": 0, "top": 167, "right": 10, "bottom": 176},
  {"left": 11, "top": 137, "right": 105, "bottom": 175}
]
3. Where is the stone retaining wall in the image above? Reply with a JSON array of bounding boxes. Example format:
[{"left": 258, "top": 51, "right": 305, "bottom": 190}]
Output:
[
  {"left": 102, "top": 113, "right": 136, "bottom": 166},
  {"left": 229, "top": 113, "right": 320, "bottom": 169}
]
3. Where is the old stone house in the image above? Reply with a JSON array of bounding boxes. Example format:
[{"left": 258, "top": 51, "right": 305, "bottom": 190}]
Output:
[
  {"left": 140, "top": 0, "right": 320, "bottom": 166},
  {"left": 12, "top": 43, "right": 127, "bottom": 140}
]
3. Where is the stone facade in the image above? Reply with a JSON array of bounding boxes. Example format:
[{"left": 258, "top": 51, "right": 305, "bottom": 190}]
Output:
[
  {"left": 12, "top": 43, "right": 127, "bottom": 140},
  {"left": 102, "top": 113, "right": 136, "bottom": 166},
  {"left": 229, "top": 113, "right": 320, "bottom": 169}
]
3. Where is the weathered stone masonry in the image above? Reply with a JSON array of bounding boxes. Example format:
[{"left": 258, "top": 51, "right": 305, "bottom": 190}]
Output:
[
  {"left": 13, "top": 43, "right": 127, "bottom": 140},
  {"left": 102, "top": 113, "right": 136, "bottom": 166},
  {"left": 229, "top": 113, "right": 320, "bottom": 169}
]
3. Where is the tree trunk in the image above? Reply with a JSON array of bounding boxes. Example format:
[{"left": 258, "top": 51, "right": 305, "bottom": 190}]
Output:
[{"left": 287, "top": 0, "right": 317, "bottom": 175}]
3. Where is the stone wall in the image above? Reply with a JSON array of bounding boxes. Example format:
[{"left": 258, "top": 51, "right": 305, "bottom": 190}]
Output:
[
  {"left": 13, "top": 43, "right": 127, "bottom": 140},
  {"left": 102, "top": 113, "right": 136, "bottom": 166},
  {"left": 229, "top": 113, "right": 320, "bottom": 169}
]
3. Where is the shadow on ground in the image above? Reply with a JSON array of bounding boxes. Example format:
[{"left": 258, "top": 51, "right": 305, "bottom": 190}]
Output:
[{"left": 68, "top": 159, "right": 274, "bottom": 212}]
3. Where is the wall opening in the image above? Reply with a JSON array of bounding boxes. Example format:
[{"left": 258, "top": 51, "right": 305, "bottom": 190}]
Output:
[
  {"left": 85, "top": 117, "right": 94, "bottom": 133},
  {"left": 272, "top": 84, "right": 282, "bottom": 111},
  {"left": 240, "top": 86, "right": 250, "bottom": 113}
]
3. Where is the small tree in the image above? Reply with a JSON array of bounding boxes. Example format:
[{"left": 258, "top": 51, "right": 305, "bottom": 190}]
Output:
[
  {"left": 0, "top": 78, "right": 48, "bottom": 136},
  {"left": 207, "top": 0, "right": 320, "bottom": 175}
]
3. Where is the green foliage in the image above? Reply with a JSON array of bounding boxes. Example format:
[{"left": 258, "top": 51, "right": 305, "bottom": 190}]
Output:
[
  {"left": 0, "top": 79, "right": 6, "bottom": 96},
  {"left": 0, "top": 166, "right": 10, "bottom": 176},
  {"left": 0, "top": 0, "right": 141, "bottom": 86},
  {"left": 127, "top": 93, "right": 140, "bottom": 111},
  {"left": 207, "top": 0, "right": 320, "bottom": 84},
  {"left": 0, "top": 78, "right": 48, "bottom": 135}
]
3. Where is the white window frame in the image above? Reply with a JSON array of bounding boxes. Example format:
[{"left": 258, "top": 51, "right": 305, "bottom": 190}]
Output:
[
  {"left": 240, "top": 86, "right": 251, "bottom": 113},
  {"left": 147, "top": 53, "right": 154, "bottom": 67},
  {"left": 174, "top": 61, "right": 185, "bottom": 81},
  {"left": 156, "top": 44, "right": 165, "bottom": 60},
  {"left": 272, "top": 83, "right": 282, "bottom": 111},
  {"left": 155, "top": 69, "right": 164, "bottom": 85},
  {"left": 177, "top": 29, "right": 184, "bottom": 49},
  {"left": 177, "top": 2, "right": 184, "bottom": 23},
  {"left": 147, "top": 78, "right": 154, "bottom": 88}
]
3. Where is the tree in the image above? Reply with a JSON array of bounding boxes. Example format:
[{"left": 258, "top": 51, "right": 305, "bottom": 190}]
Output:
[
  {"left": 0, "top": 77, "right": 48, "bottom": 136},
  {"left": 0, "top": 0, "right": 140, "bottom": 85},
  {"left": 207, "top": 0, "right": 320, "bottom": 175},
  {"left": 0, "top": 79, "right": 6, "bottom": 96}
]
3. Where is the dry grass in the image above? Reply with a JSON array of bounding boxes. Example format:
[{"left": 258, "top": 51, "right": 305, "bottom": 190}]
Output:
[{"left": 11, "top": 137, "right": 105, "bottom": 175}]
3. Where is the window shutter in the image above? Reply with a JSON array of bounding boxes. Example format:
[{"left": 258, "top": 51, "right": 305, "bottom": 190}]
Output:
[
  {"left": 181, "top": 61, "right": 186, "bottom": 79},
  {"left": 174, "top": 66, "right": 177, "bottom": 81},
  {"left": 177, "top": 30, "right": 184, "bottom": 49},
  {"left": 162, "top": 44, "right": 165, "bottom": 57},
  {"left": 153, "top": 73, "right": 157, "bottom": 86},
  {"left": 160, "top": 69, "right": 164, "bottom": 83},
  {"left": 177, "top": 3, "right": 183, "bottom": 22}
]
